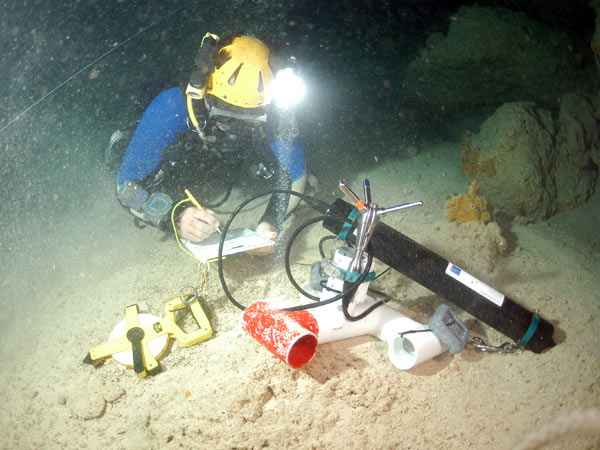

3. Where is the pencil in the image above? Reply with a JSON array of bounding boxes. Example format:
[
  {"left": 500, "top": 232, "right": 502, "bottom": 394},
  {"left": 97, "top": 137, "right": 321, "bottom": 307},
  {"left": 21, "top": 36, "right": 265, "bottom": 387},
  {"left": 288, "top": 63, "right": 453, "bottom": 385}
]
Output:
[{"left": 184, "top": 188, "right": 221, "bottom": 234}]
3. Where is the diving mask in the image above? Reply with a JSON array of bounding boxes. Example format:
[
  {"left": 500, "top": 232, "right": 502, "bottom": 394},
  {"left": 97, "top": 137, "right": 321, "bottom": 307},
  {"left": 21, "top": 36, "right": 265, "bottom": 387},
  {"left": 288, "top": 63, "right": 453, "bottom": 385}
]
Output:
[{"left": 207, "top": 105, "right": 267, "bottom": 124}]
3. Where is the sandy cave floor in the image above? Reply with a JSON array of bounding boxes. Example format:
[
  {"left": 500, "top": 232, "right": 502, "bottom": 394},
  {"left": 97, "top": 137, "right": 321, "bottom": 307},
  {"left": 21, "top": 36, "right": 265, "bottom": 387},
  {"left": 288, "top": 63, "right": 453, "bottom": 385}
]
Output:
[{"left": 0, "top": 143, "right": 599, "bottom": 450}]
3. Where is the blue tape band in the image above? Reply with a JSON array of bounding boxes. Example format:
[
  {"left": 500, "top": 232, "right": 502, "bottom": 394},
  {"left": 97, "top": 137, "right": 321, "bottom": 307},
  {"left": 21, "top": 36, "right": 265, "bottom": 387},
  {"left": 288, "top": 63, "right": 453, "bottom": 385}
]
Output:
[
  {"left": 342, "top": 269, "right": 376, "bottom": 283},
  {"left": 338, "top": 207, "right": 359, "bottom": 241},
  {"left": 518, "top": 314, "right": 541, "bottom": 348}
]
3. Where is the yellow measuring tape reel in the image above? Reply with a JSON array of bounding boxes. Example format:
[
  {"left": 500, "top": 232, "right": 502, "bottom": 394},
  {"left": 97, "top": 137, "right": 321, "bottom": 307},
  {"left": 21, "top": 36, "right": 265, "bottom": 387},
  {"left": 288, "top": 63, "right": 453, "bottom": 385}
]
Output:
[{"left": 83, "top": 288, "right": 212, "bottom": 377}]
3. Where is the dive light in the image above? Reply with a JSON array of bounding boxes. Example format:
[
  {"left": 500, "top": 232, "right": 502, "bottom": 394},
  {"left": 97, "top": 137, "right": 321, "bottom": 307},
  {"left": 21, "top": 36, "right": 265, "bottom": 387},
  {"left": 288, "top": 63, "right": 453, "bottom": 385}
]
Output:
[{"left": 270, "top": 67, "right": 306, "bottom": 109}]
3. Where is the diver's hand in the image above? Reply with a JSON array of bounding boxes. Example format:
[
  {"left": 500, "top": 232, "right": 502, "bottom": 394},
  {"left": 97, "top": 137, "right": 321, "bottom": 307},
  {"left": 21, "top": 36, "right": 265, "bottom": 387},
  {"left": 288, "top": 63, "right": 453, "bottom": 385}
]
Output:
[
  {"left": 177, "top": 207, "right": 220, "bottom": 242},
  {"left": 248, "top": 221, "right": 278, "bottom": 256}
]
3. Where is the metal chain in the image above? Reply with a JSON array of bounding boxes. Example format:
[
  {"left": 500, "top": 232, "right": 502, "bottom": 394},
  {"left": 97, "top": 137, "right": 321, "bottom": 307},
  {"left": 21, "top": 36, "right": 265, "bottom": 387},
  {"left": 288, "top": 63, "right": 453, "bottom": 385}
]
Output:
[
  {"left": 170, "top": 263, "right": 211, "bottom": 327},
  {"left": 198, "top": 261, "right": 210, "bottom": 296},
  {"left": 470, "top": 336, "right": 522, "bottom": 354}
]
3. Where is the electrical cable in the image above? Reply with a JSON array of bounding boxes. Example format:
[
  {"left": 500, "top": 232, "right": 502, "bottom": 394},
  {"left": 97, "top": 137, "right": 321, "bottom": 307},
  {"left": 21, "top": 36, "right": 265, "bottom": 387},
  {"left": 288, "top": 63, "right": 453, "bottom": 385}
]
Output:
[
  {"left": 216, "top": 189, "right": 374, "bottom": 312},
  {"left": 318, "top": 235, "right": 338, "bottom": 258},
  {"left": 339, "top": 245, "right": 384, "bottom": 322},
  {"left": 373, "top": 266, "right": 391, "bottom": 281},
  {"left": 171, "top": 198, "right": 198, "bottom": 260},
  {"left": 317, "top": 283, "right": 391, "bottom": 305},
  {"left": 283, "top": 215, "right": 374, "bottom": 307},
  {"left": 366, "top": 286, "right": 391, "bottom": 303},
  {"left": 342, "top": 296, "right": 385, "bottom": 321}
]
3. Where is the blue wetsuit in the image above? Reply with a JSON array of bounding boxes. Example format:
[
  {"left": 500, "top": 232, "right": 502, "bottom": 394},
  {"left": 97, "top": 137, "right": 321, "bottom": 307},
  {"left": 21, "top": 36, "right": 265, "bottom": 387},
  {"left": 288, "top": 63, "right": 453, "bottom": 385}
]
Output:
[
  {"left": 118, "top": 88, "right": 188, "bottom": 186},
  {"left": 117, "top": 87, "right": 306, "bottom": 229}
]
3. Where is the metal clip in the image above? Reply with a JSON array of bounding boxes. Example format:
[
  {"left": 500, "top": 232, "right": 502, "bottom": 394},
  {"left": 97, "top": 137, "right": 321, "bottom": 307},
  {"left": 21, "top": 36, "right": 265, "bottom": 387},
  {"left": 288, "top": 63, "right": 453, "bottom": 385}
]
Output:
[
  {"left": 470, "top": 337, "right": 522, "bottom": 354},
  {"left": 179, "top": 285, "right": 199, "bottom": 305}
]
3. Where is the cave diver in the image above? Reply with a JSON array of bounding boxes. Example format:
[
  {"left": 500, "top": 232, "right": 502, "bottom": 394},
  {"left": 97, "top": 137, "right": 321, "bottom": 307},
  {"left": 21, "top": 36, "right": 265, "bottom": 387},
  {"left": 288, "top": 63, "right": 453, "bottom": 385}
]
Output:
[{"left": 111, "top": 33, "right": 307, "bottom": 253}]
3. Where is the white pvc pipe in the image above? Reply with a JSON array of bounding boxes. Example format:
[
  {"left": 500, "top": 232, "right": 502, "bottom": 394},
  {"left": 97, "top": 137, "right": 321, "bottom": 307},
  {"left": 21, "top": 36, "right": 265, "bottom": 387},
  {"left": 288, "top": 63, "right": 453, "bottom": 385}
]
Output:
[{"left": 309, "top": 296, "right": 447, "bottom": 370}]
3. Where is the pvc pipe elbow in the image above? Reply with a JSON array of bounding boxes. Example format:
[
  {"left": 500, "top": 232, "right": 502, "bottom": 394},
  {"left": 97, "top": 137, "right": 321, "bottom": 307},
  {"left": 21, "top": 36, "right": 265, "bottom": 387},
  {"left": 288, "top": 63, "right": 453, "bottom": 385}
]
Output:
[
  {"left": 378, "top": 316, "right": 446, "bottom": 370},
  {"left": 311, "top": 299, "right": 447, "bottom": 370}
]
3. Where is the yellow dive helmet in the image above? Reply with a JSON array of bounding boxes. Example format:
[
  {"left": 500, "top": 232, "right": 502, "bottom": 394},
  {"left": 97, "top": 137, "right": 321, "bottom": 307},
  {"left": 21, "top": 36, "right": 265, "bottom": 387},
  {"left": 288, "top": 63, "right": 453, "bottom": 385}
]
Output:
[{"left": 205, "top": 36, "right": 274, "bottom": 109}]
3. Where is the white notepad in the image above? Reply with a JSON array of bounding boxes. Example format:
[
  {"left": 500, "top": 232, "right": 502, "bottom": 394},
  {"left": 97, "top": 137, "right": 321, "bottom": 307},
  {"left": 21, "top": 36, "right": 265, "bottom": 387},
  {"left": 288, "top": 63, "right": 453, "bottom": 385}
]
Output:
[{"left": 182, "top": 228, "right": 275, "bottom": 262}]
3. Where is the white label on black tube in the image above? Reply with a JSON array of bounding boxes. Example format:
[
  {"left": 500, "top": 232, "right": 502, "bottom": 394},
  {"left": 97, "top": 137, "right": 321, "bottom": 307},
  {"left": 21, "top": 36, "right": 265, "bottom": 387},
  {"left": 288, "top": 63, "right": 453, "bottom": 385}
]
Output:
[{"left": 445, "top": 263, "right": 505, "bottom": 307}]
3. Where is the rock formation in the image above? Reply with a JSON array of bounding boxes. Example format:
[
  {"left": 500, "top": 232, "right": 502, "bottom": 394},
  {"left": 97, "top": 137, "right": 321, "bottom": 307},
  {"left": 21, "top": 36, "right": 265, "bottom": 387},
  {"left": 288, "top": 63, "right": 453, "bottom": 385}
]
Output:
[
  {"left": 403, "top": 5, "right": 583, "bottom": 113},
  {"left": 460, "top": 94, "right": 598, "bottom": 221}
]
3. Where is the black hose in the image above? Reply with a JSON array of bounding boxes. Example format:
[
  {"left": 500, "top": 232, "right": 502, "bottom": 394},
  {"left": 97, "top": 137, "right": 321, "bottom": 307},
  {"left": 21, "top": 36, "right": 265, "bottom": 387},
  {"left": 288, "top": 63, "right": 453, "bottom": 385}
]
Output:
[
  {"left": 318, "top": 235, "right": 337, "bottom": 259},
  {"left": 205, "top": 183, "right": 233, "bottom": 209},
  {"left": 217, "top": 189, "right": 374, "bottom": 312},
  {"left": 336, "top": 242, "right": 386, "bottom": 322},
  {"left": 217, "top": 189, "right": 329, "bottom": 311}
]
